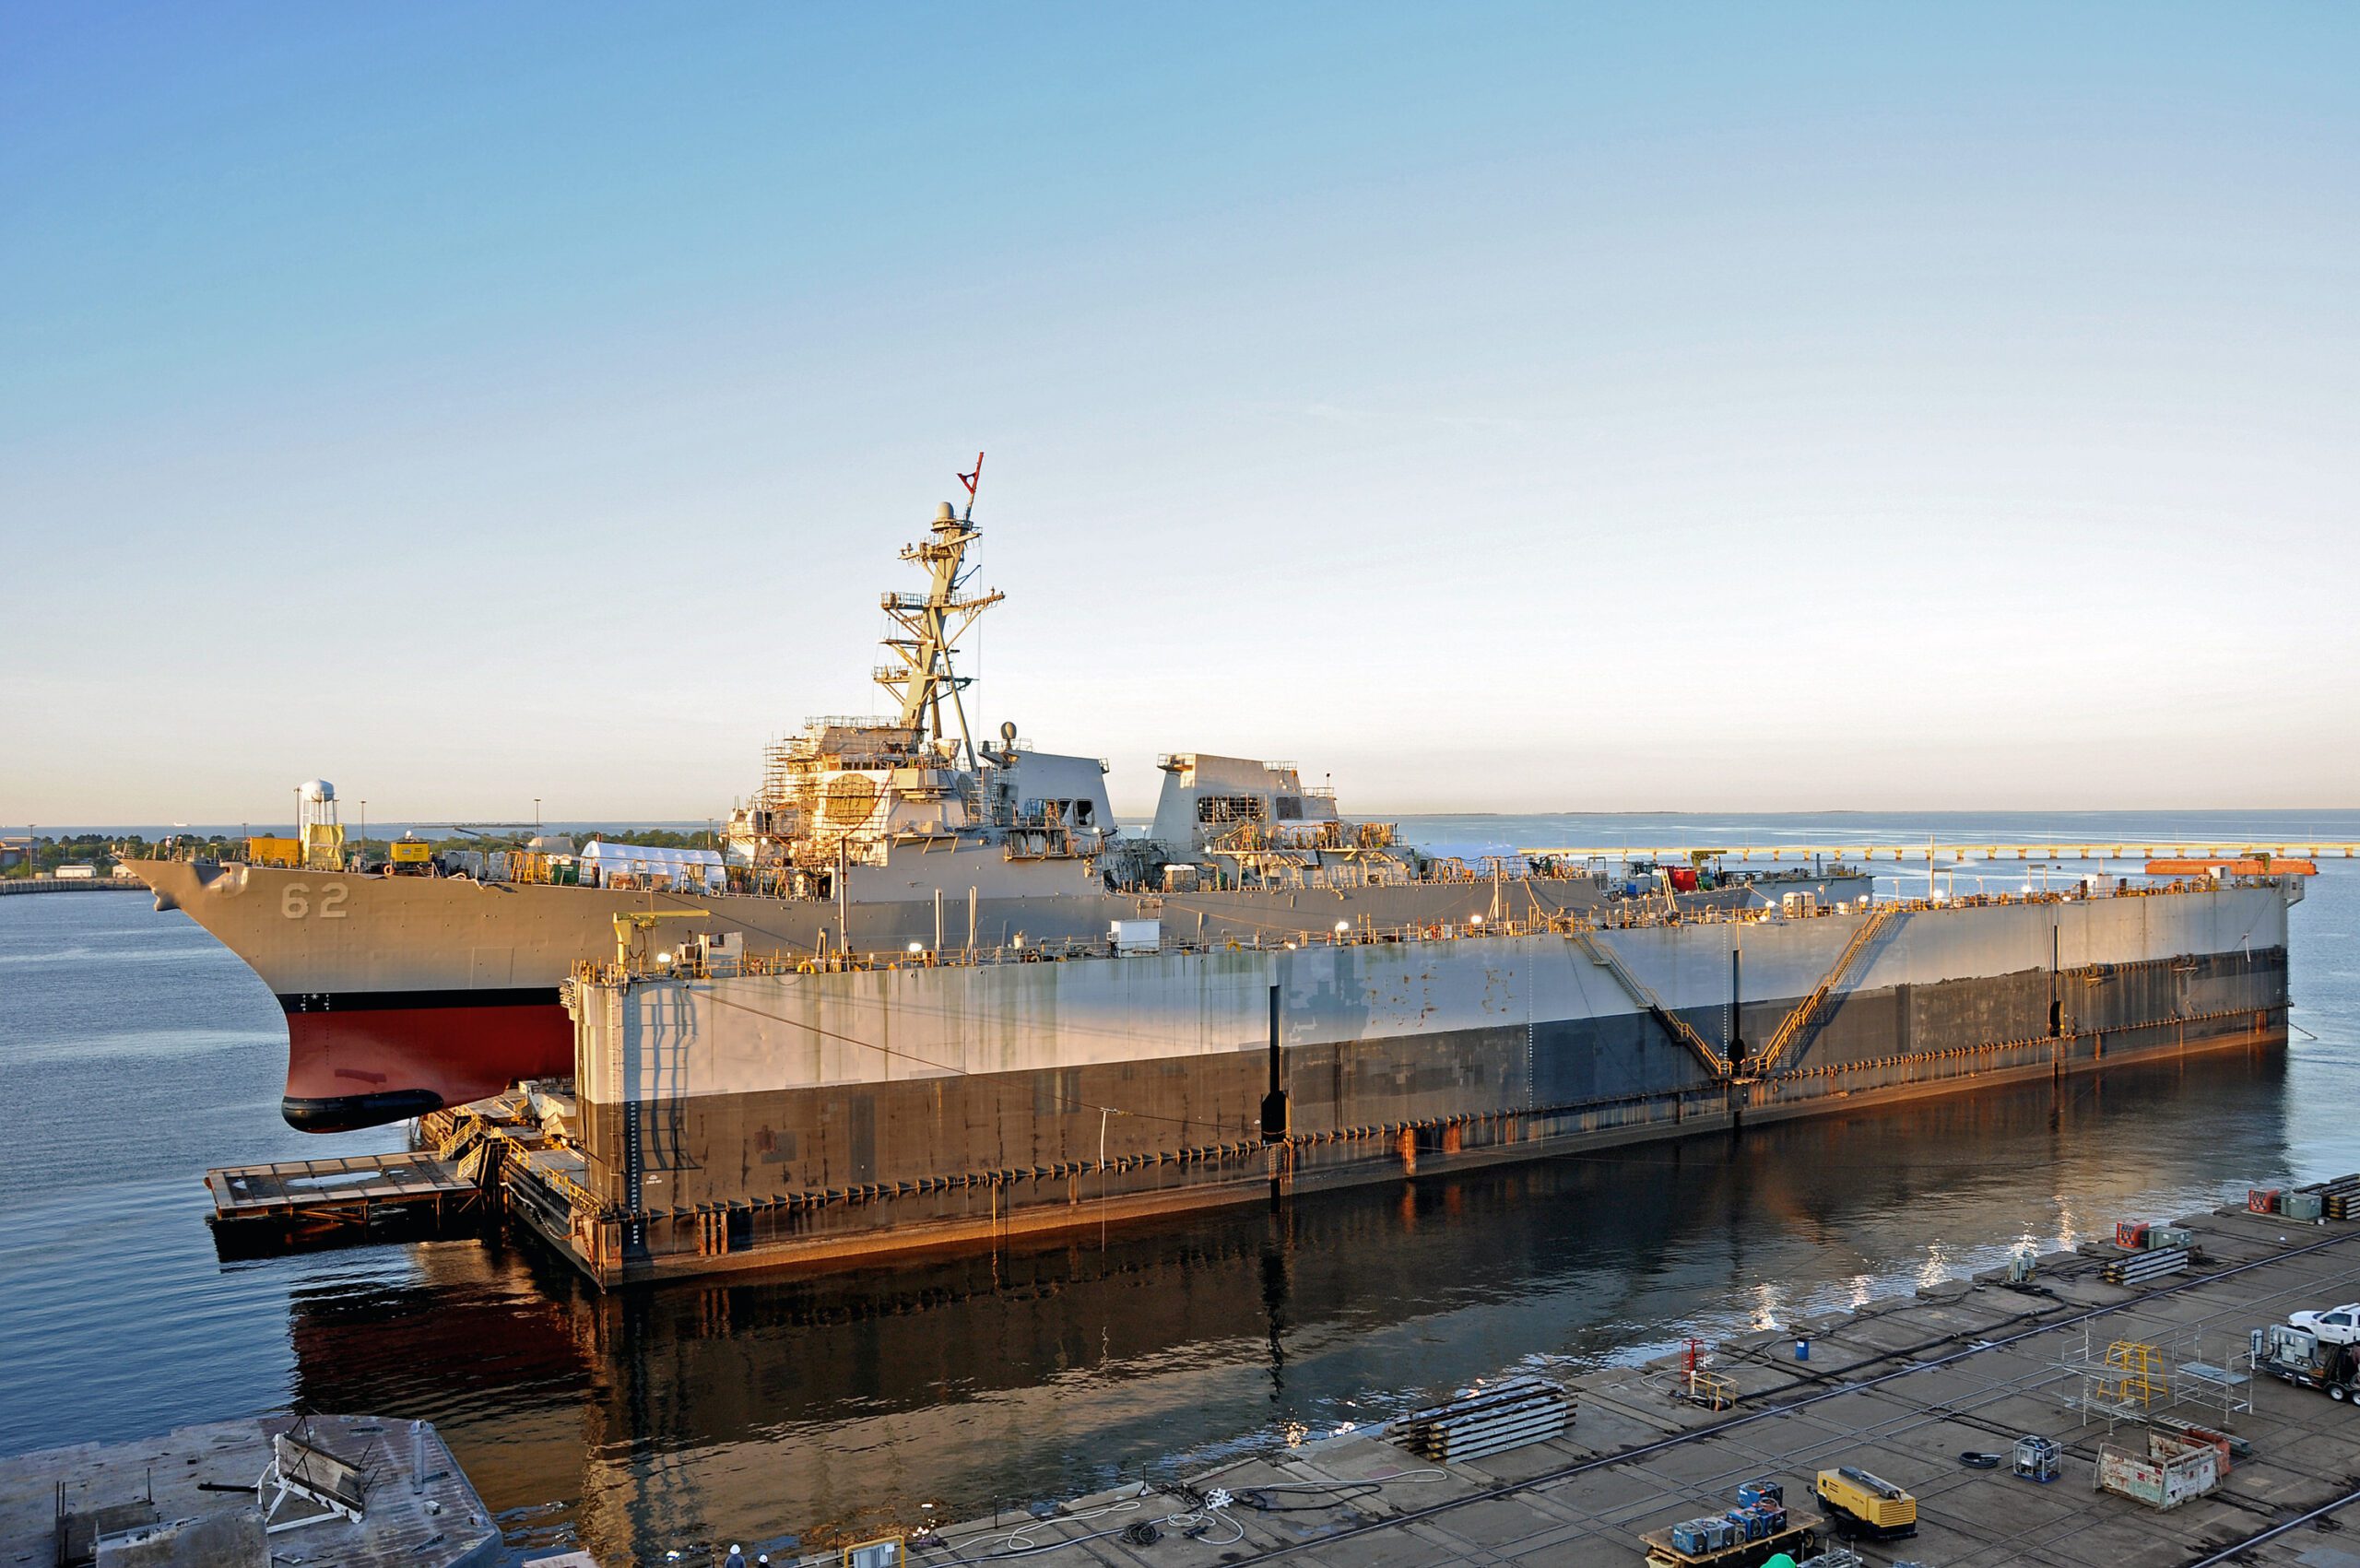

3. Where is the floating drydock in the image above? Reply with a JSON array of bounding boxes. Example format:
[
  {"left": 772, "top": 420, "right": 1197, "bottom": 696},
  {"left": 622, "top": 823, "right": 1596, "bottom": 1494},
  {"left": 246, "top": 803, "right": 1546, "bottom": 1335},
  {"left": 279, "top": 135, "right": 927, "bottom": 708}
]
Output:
[{"left": 513, "top": 876, "right": 2297, "bottom": 1283}]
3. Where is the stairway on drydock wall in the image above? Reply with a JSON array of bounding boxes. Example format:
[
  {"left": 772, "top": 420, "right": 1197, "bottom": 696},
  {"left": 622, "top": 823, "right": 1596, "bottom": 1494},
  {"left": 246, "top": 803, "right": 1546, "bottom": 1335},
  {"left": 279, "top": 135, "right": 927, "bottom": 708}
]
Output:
[
  {"left": 1751, "top": 905, "right": 1898, "bottom": 1075},
  {"left": 1568, "top": 927, "right": 1730, "bottom": 1077}
]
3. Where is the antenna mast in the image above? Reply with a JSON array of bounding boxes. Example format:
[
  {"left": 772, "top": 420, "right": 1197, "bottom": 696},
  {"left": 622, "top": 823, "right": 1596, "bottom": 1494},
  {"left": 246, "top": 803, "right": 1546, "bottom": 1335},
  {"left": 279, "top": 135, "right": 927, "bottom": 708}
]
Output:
[
  {"left": 875, "top": 454, "right": 1002, "bottom": 767},
  {"left": 960, "top": 452, "right": 984, "bottom": 520}
]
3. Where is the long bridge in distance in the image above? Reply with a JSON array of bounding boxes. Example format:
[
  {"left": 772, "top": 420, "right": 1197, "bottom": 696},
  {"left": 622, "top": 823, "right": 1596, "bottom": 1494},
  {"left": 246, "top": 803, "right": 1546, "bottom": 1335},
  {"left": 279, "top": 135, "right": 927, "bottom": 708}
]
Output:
[{"left": 1514, "top": 841, "right": 2360, "bottom": 866}]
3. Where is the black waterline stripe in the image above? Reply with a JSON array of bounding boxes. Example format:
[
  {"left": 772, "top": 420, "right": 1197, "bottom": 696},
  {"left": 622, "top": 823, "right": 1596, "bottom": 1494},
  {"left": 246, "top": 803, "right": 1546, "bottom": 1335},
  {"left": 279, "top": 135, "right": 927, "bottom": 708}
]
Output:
[{"left": 276, "top": 987, "right": 563, "bottom": 1013}]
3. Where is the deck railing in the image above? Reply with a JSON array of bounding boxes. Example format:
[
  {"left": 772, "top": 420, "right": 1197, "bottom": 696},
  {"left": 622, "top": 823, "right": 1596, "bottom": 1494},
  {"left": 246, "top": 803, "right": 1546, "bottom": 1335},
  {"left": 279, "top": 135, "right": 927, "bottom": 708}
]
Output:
[{"left": 567, "top": 876, "right": 2268, "bottom": 989}]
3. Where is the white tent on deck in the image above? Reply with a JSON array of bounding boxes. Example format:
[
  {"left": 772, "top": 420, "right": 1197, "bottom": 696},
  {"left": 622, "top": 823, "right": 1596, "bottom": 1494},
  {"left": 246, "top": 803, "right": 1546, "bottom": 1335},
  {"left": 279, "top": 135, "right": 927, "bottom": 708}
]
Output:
[{"left": 579, "top": 840, "right": 727, "bottom": 892}]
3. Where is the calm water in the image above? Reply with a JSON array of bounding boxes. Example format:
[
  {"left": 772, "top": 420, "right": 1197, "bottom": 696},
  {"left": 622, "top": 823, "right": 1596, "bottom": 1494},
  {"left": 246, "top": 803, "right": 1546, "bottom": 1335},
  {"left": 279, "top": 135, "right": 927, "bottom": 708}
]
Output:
[{"left": 3, "top": 810, "right": 2356, "bottom": 1564}]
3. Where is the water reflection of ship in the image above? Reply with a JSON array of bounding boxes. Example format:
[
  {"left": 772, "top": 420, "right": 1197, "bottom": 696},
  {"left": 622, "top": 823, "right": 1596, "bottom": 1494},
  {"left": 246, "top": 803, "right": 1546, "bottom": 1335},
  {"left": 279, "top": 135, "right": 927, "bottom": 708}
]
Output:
[{"left": 282, "top": 1049, "right": 2290, "bottom": 1560}]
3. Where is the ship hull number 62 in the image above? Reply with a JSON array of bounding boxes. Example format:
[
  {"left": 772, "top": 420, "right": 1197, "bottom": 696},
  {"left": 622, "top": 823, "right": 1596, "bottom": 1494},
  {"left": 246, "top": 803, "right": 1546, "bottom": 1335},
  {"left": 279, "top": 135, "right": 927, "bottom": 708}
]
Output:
[{"left": 281, "top": 883, "right": 349, "bottom": 918}]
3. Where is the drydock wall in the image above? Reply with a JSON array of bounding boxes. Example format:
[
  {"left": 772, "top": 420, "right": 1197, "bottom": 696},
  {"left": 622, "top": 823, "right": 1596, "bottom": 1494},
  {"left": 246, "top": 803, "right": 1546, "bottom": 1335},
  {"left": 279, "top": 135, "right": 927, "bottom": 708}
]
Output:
[{"left": 548, "top": 886, "right": 2290, "bottom": 1280}]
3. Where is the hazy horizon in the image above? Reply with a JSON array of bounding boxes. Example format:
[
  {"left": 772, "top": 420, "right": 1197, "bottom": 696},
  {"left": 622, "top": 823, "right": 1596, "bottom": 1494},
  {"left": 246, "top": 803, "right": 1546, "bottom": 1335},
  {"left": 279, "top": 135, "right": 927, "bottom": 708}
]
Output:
[{"left": 6, "top": 6, "right": 2354, "bottom": 821}]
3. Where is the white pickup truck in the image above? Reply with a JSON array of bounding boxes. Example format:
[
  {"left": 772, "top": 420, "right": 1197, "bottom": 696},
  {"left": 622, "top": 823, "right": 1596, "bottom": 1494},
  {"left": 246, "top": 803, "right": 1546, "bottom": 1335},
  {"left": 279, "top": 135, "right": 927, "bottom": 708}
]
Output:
[{"left": 2288, "top": 1304, "right": 2360, "bottom": 1345}]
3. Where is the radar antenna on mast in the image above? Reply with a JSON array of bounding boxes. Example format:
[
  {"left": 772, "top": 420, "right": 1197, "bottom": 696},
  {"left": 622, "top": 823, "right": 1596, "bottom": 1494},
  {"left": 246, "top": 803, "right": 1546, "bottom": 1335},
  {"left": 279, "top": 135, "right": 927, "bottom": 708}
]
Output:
[{"left": 875, "top": 454, "right": 1003, "bottom": 768}]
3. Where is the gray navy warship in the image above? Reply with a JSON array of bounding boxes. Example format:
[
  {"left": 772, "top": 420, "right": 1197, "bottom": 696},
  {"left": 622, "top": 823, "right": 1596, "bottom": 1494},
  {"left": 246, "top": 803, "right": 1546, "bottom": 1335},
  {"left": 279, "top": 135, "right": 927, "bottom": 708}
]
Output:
[{"left": 133, "top": 465, "right": 1860, "bottom": 1130}]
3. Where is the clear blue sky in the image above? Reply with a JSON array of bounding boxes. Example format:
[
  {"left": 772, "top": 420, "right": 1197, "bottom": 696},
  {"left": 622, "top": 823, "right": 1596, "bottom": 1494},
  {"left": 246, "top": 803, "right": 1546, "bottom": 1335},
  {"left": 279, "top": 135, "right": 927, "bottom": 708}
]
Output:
[{"left": 4, "top": 5, "right": 2354, "bottom": 822}]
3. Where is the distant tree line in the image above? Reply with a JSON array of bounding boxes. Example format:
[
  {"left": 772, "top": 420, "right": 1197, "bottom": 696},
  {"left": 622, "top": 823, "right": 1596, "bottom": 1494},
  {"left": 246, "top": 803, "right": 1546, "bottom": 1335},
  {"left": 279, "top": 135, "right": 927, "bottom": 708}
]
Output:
[
  {"left": 2, "top": 832, "right": 147, "bottom": 877},
  {"left": 571, "top": 828, "right": 721, "bottom": 851}
]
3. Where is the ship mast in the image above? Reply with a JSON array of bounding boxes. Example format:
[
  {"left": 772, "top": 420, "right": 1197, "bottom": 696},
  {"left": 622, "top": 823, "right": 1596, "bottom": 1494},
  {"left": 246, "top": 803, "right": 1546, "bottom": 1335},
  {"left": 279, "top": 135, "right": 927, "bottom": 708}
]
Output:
[{"left": 876, "top": 453, "right": 1003, "bottom": 768}]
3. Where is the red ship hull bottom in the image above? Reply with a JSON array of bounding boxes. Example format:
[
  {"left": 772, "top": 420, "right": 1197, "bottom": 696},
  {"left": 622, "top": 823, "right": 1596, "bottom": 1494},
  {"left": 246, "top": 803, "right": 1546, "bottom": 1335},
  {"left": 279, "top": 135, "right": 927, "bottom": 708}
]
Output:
[{"left": 278, "top": 991, "right": 572, "bottom": 1132}]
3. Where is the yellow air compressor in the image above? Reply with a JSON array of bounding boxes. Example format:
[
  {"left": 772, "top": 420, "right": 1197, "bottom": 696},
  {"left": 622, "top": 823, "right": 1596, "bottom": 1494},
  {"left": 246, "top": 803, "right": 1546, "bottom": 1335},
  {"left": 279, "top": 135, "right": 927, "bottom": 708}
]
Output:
[{"left": 1814, "top": 1466, "right": 1917, "bottom": 1540}]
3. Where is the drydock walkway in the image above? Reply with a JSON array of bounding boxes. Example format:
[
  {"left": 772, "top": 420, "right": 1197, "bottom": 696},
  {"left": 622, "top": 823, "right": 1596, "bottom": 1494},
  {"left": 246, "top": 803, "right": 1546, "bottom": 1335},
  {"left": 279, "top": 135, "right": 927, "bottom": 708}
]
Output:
[{"left": 888, "top": 1198, "right": 2360, "bottom": 1567}]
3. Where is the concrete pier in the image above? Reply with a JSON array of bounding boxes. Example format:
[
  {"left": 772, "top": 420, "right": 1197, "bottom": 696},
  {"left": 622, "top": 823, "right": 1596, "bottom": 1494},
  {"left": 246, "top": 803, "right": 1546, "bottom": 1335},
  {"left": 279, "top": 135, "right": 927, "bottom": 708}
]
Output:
[
  {"left": 886, "top": 1197, "right": 2360, "bottom": 1567},
  {"left": 0, "top": 876, "right": 145, "bottom": 895},
  {"left": 0, "top": 1414, "right": 501, "bottom": 1568}
]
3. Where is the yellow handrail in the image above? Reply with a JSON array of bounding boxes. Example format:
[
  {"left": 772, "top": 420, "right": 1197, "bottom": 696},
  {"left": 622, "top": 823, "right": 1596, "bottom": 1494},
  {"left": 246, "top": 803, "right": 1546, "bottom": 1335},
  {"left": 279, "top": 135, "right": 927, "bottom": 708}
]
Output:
[
  {"left": 1749, "top": 906, "right": 1897, "bottom": 1076},
  {"left": 1569, "top": 928, "right": 1730, "bottom": 1079}
]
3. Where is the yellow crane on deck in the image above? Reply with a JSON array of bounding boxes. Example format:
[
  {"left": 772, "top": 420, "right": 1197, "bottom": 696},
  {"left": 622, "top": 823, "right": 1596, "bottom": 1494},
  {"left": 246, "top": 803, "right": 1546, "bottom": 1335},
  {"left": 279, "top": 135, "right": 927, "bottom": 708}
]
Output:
[{"left": 611, "top": 910, "right": 712, "bottom": 969}]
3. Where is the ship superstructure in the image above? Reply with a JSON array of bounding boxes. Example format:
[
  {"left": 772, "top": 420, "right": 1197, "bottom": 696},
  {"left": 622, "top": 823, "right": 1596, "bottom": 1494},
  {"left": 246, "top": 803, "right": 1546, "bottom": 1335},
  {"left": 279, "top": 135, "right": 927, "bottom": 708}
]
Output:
[
  {"left": 718, "top": 481, "right": 1400, "bottom": 901},
  {"left": 1147, "top": 753, "right": 1413, "bottom": 890},
  {"left": 720, "top": 481, "right": 1123, "bottom": 895}
]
